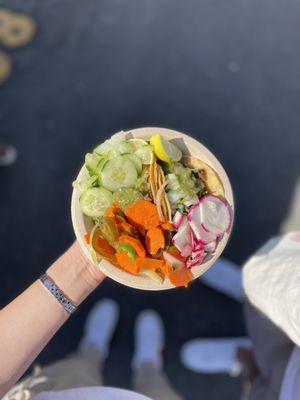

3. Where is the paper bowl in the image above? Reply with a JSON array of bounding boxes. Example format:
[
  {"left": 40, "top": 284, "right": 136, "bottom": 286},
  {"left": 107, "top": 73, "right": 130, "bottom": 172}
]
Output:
[{"left": 71, "top": 127, "right": 234, "bottom": 290}]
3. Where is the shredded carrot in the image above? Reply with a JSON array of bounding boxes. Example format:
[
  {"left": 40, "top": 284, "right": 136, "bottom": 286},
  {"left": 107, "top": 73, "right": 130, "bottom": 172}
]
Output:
[
  {"left": 168, "top": 266, "right": 193, "bottom": 287},
  {"left": 118, "top": 235, "right": 146, "bottom": 258},
  {"left": 136, "top": 258, "right": 164, "bottom": 271},
  {"left": 84, "top": 233, "right": 90, "bottom": 245},
  {"left": 145, "top": 226, "right": 165, "bottom": 255},
  {"left": 125, "top": 199, "right": 160, "bottom": 230},
  {"left": 116, "top": 251, "right": 139, "bottom": 274}
]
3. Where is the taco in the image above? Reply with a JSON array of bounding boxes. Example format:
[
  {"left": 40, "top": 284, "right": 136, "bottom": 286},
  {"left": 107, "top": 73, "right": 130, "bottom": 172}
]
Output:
[{"left": 182, "top": 155, "right": 225, "bottom": 198}]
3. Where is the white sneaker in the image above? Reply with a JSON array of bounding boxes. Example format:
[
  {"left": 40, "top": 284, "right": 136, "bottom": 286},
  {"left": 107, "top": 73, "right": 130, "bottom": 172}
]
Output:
[
  {"left": 80, "top": 298, "right": 119, "bottom": 361},
  {"left": 132, "top": 310, "right": 164, "bottom": 371},
  {"left": 0, "top": 144, "right": 17, "bottom": 166},
  {"left": 181, "top": 337, "right": 252, "bottom": 377},
  {"left": 200, "top": 257, "right": 245, "bottom": 302},
  {"left": 280, "top": 178, "right": 300, "bottom": 233}
]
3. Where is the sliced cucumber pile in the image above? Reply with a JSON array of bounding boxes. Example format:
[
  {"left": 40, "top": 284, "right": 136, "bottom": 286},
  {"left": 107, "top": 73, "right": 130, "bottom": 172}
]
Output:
[{"left": 76, "top": 136, "right": 155, "bottom": 218}]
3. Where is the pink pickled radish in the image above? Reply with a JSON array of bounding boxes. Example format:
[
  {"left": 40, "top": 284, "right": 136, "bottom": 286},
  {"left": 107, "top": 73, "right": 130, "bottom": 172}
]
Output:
[
  {"left": 173, "top": 211, "right": 184, "bottom": 230},
  {"left": 200, "top": 195, "right": 232, "bottom": 236},
  {"left": 204, "top": 240, "right": 218, "bottom": 253},
  {"left": 188, "top": 204, "right": 216, "bottom": 244},
  {"left": 172, "top": 219, "right": 191, "bottom": 253},
  {"left": 187, "top": 249, "right": 205, "bottom": 268},
  {"left": 181, "top": 243, "right": 192, "bottom": 257}
]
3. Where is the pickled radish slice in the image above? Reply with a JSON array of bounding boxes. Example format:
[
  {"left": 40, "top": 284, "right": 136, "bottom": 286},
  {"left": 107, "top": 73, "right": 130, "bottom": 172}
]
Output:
[{"left": 200, "top": 195, "right": 232, "bottom": 236}]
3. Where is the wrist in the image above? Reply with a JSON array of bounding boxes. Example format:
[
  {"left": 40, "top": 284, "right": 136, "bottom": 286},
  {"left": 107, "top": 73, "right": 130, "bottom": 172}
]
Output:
[{"left": 46, "top": 242, "right": 105, "bottom": 306}]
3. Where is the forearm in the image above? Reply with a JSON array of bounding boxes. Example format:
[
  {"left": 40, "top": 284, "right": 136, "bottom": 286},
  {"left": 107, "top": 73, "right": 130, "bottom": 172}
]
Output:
[{"left": 0, "top": 242, "right": 104, "bottom": 396}]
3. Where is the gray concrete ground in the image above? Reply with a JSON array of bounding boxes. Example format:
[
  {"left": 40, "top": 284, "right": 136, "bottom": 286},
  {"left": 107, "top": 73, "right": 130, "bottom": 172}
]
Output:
[{"left": 1, "top": 0, "right": 300, "bottom": 398}]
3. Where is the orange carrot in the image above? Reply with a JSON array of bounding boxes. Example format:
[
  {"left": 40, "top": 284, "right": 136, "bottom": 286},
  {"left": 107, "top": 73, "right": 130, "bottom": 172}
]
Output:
[
  {"left": 160, "top": 261, "right": 173, "bottom": 277},
  {"left": 106, "top": 203, "right": 122, "bottom": 219},
  {"left": 118, "top": 235, "right": 146, "bottom": 258},
  {"left": 161, "top": 221, "right": 173, "bottom": 231},
  {"left": 115, "top": 215, "right": 137, "bottom": 236},
  {"left": 105, "top": 209, "right": 115, "bottom": 219},
  {"left": 168, "top": 266, "right": 193, "bottom": 287},
  {"left": 116, "top": 251, "right": 139, "bottom": 275},
  {"left": 118, "top": 220, "right": 136, "bottom": 235},
  {"left": 145, "top": 226, "right": 165, "bottom": 255},
  {"left": 84, "top": 233, "right": 90, "bottom": 245},
  {"left": 136, "top": 258, "right": 164, "bottom": 271},
  {"left": 167, "top": 247, "right": 188, "bottom": 262},
  {"left": 125, "top": 199, "right": 160, "bottom": 230}
]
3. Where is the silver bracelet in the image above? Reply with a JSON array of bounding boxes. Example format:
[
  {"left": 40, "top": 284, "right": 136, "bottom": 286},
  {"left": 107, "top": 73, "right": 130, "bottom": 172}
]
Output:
[{"left": 39, "top": 273, "right": 77, "bottom": 315}]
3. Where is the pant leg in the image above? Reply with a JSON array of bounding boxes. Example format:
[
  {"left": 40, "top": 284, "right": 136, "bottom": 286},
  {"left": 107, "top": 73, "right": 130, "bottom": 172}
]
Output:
[
  {"left": 244, "top": 302, "right": 294, "bottom": 400},
  {"left": 38, "top": 348, "right": 103, "bottom": 391},
  {"left": 3, "top": 348, "right": 103, "bottom": 400},
  {"left": 133, "top": 363, "right": 182, "bottom": 400}
]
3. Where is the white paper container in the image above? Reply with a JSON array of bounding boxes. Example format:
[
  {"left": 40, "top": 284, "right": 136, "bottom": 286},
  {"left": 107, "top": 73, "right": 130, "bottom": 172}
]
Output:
[{"left": 71, "top": 127, "right": 234, "bottom": 290}]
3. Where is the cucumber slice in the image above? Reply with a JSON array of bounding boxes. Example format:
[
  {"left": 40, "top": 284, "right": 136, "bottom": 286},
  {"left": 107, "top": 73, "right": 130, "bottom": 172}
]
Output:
[
  {"left": 101, "top": 155, "right": 138, "bottom": 192},
  {"left": 96, "top": 155, "right": 109, "bottom": 171},
  {"left": 85, "top": 153, "right": 108, "bottom": 177},
  {"left": 116, "top": 141, "right": 134, "bottom": 154},
  {"left": 134, "top": 145, "right": 154, "bottom": 165},
  {"left": 124, "top": 154, "right": 142, "bottom": 174},
  {"left": 95, "top": 140, "right": 133, "bottom": 157},
  {"left": 80, "top": 187, "right": 112, "bottom": 217},
  {"left": 94, "top": 141, "right": 111, "bottom": 156},
  {"left": 85, "top": 153, "right": 102, "bottom": 176},
  {"left": 73, "top": 175, "right": 98, "bottom": 194},
  {"left": 128, "top": 138, "right": 148, "bottom": 150}
]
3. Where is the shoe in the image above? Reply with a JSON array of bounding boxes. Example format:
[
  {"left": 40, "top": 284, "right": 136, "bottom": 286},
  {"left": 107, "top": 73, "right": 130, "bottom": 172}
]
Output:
[
  {"left": 0, "top": 144, "right": 17, "bottom": 166},
  {"left": 79, "top": 298, "right": 119, "bottom": 361},
  {"left": 200, "top": 257, "right": 245, "bottom": 302},
  {"left": 280, "top": 178, "right": 300, "bottom": 233},
  {"left": 132, "top": 310, "right": 164, "bottom": 370},
  {"left": 181, "top": 337, "right": 252, "bottom": 376}
]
